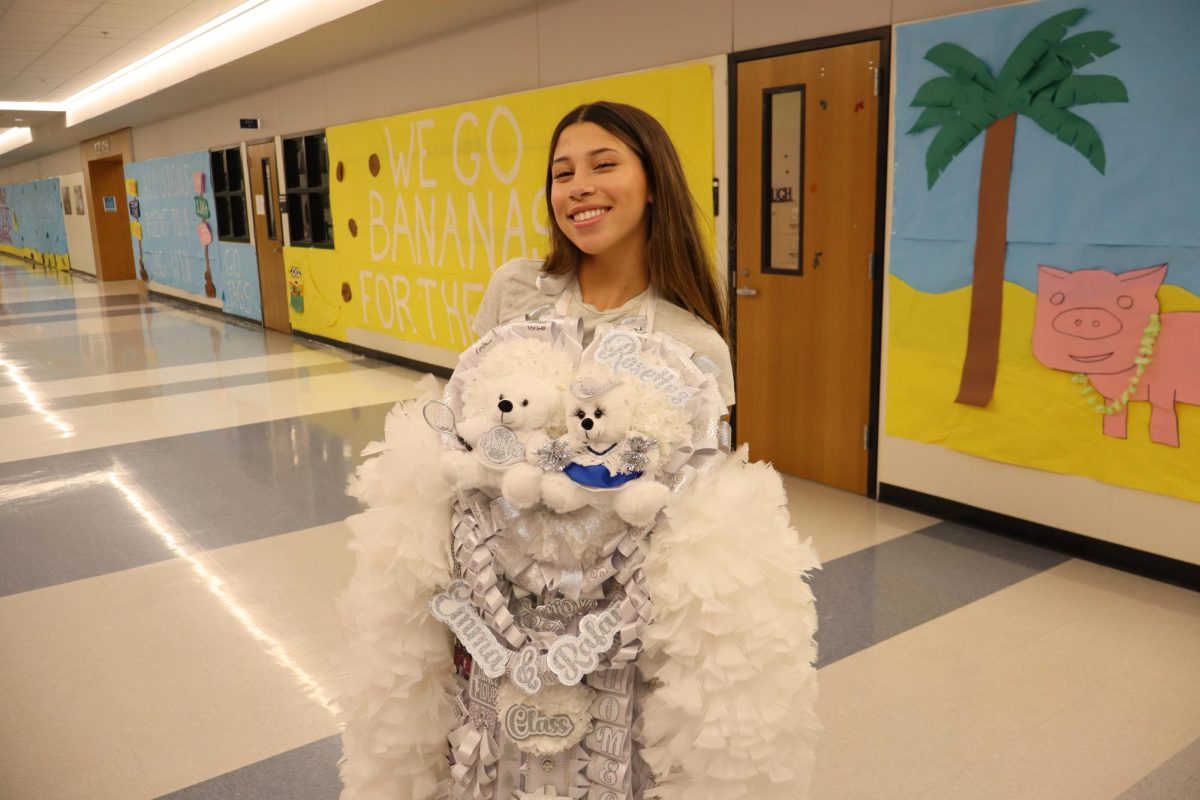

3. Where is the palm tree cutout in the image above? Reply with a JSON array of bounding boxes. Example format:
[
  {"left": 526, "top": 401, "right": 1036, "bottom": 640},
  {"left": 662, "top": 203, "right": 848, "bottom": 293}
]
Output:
[{"left": 909, "top": 7, "right": 1128, "bottom": 407}]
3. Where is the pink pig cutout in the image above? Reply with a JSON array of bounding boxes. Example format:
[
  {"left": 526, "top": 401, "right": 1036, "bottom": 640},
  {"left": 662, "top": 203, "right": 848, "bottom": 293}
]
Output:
[{"left": 1032, "top": 264, "right": 1200, "bottom": 448}]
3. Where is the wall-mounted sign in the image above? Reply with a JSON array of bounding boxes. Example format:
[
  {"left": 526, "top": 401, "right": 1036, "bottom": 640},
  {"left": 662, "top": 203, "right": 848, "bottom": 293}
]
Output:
[
  {"left": 93, "top": 139, "right": 111, "bottom": 155},
  {"left": 102, "top": 195, "right": 117, "bottom": 212},
  {"left": 239, "top": 118, "right": 260, "bottom": 129}
]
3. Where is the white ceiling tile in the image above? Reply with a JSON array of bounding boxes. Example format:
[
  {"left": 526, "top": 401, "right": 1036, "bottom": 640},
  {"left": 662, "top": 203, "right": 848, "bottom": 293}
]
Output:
[
  {"left": 90, "top": 4, "right": 178, "bottom": 22},
  {"left": 0, "top": 32, "right": 66, "bottom": 44},
  {"left": 10, "top": 0, "right": 101, "bottom": 13},
  {"left": 71, "top": 24, "right": 140, "bottom": 38},
  {"left": 2, "top": 9, "right": 88, "bottom": 25}
]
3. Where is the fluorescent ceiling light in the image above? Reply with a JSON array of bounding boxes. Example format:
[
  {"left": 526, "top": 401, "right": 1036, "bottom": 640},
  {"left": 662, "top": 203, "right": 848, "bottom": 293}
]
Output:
[
  {"left": 64, "top": 0, "right": 272, "bottom": 107},
  {"left": 0, "top": 102, "right": 66, "bottom": 112},
  {"left": 0, "top": 127, "right": 34, "bottom": 158}
]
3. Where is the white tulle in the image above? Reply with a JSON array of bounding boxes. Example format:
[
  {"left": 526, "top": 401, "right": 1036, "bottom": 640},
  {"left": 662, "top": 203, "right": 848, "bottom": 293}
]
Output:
[
  {"left": 336, "top": 372, "right": 821, "bottom": 798},
  {"left": 336, "top": 375, "right": 458, "bottom": 800},
  {"left": 639, "top": 446, "right": 821, "bottom": 800}
]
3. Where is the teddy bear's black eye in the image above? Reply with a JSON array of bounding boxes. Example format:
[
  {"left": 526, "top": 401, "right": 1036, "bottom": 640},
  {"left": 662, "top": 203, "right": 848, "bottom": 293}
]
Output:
[
  {"left": 574, "top": 409, "right": 586, "bottom": 419},
  {"left": 498, "top": 394, "right": 506, "bottom": 401},
  {"left": 521, "top": 399, "right": 529, "bottom": 407},
  {"left": 594, "top": 408, "right": 604, "bottom": 419}
]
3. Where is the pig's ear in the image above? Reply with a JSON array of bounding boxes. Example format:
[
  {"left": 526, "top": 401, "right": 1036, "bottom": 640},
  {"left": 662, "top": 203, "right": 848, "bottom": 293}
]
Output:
[
  {"left": 1037, "top": 265, "right": 1070, "bottom": 281},
  {"left": 1119, "top": 263, "right": 1168, "bottom": 289}
]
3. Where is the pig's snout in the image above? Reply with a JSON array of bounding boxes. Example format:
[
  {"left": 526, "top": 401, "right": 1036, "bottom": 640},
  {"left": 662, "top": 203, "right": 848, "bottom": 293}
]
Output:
[{"left": 1051, "top": 307, "right": 1122, "bottom": 340}]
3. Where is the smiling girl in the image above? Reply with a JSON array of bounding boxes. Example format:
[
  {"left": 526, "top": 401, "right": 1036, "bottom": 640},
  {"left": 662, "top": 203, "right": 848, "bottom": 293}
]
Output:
[{"left": 473, "top": 101, "right": 735, "bottom": 410}]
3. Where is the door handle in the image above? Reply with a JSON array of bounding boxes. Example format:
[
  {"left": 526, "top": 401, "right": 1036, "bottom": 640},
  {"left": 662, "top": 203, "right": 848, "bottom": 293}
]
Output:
[{"left": 736, "top": 286, "right": 759, "bottom": 297}]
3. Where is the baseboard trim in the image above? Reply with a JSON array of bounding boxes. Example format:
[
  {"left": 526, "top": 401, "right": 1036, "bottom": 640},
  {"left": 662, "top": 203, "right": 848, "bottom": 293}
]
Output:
[
  {"left": 878, "top": 483, "right": 1199, "bottom": 592},
  {"left": 292, "top": 330, "right": 453, "bottom": 380}
]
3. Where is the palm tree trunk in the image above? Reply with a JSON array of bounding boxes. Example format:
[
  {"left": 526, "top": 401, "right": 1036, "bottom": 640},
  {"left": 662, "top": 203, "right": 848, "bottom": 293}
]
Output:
[{"left": 955, "top": 112, "right": 1016, "bottom": 407}]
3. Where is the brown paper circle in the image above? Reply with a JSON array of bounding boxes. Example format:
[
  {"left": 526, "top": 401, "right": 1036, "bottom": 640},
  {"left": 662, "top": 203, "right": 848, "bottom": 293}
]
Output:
[
  {"left": 368, "top": 154, "right": 380, "bottom": 177},
  {"left": 341, "top": 282, "right": 352, "bottom": 302},
  {"left": 348, "top": 218, "right": 358, "bottom": 237}
]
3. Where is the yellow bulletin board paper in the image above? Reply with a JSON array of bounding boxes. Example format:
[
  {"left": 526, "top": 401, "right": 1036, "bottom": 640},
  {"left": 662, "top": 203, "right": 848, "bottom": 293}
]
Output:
[
  {"left": 886, "top": 275, "right": 1200, "bottom": 503},
  {"left": 285, "top": 63, "right": 714, "bottom": 360}
]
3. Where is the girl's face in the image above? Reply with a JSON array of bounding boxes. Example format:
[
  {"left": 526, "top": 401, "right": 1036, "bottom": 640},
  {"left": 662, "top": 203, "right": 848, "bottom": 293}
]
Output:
[{"left": 550, "top": 122, "right": 651, "bottom": 261}]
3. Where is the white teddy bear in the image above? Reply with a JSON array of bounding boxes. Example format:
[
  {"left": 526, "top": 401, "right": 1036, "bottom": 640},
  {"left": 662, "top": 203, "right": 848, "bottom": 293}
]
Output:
[
  {"left": 440, "top": 371, "right": 556, "bottom": 506},
  {"left": 539, "top": 371, "right": 671, "bottom": 527}
]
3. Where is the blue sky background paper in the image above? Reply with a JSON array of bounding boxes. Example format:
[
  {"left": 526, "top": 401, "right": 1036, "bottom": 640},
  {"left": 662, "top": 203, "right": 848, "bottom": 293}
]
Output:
[
  {"left": 126, "top": 150, "right": 262, "bottom": 322},
  {"left": 892, "top": 0, "right": 1200, "bottom": 295},
  {"left": 0, "top": 178, "right": 68, "bottom": 255}
]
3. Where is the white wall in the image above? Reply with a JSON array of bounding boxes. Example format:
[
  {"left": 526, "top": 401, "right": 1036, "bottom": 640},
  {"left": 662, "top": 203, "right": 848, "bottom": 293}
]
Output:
[
  {"left": 0, "top": 146, "right": 82, "bottom": 186},
  {"left": 57, "top": 171, "right": 96, "bottom": 275}
]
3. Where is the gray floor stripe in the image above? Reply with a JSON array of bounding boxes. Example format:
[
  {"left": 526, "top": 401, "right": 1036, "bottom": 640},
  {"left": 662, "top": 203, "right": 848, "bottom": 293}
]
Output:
[
  {"left": 1117, "top": 737, "right": 1200, "bottom": 799},
  {"left": 0, "top": 292, "right": 145, "bottom": 315},
  {"left": 5, "top": 316, "right": 297, "bottom": 381},
  {"left": 0, "top": 304, "right": 161, "bottom": 327},
  {"left": 0, "top": 401, "right": 394, "bottom": 597},
  {"left": 155, "top": 736, "right": 342, "bottom": 800},
  {"left": 809, "top": 521, "right": 1071, "bottom": 668},
  {"left": 0, "top": 358, "right": 384, "bottom": 418}
]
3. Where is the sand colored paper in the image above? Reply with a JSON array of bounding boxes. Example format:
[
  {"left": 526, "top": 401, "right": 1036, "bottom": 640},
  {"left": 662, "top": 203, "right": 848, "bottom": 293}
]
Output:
[{"left": 887, "top": 274, "right": 1200, "bottom": 502}]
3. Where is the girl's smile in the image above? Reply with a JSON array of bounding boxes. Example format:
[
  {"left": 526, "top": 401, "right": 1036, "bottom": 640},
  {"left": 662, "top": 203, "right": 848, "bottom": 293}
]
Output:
[{"left": 550, "top": 122, "right": 651, "bottom": 260}]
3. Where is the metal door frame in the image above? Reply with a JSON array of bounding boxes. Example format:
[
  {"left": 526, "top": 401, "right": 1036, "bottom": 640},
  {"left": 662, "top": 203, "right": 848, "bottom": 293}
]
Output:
[{"left": 728, "top": 27, "right": 892, "bottom": 498}]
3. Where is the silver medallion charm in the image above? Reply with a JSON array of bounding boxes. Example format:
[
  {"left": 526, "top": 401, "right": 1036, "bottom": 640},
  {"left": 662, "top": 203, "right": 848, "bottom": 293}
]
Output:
[
  {"left": 477, "top": 425, "right": 526, "bottom": 465},
  {"left": 534, "top": 437, "right": 574, "bottom": 472},
  {"left": 620, "top": 435, "right": 657, "bottom": 474}
]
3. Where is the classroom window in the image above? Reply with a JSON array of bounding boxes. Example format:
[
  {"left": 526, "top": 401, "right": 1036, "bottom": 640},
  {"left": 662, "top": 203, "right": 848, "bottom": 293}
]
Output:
[
  {"left": 210, "top": 147, "right": 249, "bottom": 242},
  {"left": 282, "top": 132, "right": 333, "bottom": 247}
]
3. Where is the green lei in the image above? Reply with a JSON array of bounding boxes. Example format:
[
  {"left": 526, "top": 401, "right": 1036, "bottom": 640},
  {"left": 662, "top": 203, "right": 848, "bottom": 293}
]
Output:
[{"left": 1070, "top": 313, "right": 1161, "bottom": 415}]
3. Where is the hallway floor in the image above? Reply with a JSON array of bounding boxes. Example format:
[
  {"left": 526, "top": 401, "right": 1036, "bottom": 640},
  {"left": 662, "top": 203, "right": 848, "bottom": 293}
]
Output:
[{"left": 1, "top": 256, "right": 1197, "bottom": 800}]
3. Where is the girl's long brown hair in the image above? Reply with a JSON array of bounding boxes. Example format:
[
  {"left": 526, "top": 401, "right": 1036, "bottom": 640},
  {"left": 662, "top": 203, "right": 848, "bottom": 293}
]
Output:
[{"left": 542, "top": 101, "right": 728, "bottom": 341}]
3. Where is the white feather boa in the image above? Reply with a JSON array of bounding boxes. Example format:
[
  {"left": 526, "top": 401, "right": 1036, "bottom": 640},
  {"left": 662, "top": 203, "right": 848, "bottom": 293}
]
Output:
[
  {"left": 337, "top": 375, "right": 457, "bottom": 800},
  {"left": 336, "top": 377, "right": 821, "bottom": 799},
  {"left": 639, "top": 445, "right": 821, "bottom": 799}
]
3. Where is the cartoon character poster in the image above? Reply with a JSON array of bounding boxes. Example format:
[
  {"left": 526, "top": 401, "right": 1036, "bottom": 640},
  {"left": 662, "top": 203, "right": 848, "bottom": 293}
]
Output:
[{"left": 887, "top": 0, "right": 1200, "bottom": 502}]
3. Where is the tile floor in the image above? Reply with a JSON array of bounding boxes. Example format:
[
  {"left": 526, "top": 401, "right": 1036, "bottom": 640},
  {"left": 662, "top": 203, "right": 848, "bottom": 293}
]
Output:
[{"left": 0, "top": 255, "right": 1196, "bottom": 799}]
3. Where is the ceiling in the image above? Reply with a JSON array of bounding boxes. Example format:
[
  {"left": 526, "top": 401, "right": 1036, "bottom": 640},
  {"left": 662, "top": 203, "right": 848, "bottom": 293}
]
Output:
[
  {"left": 0, "top": 0, "right": 542, "bottom": 167},
  {"left": 0, "top": 0, "right": 252, "bottom": 103}
]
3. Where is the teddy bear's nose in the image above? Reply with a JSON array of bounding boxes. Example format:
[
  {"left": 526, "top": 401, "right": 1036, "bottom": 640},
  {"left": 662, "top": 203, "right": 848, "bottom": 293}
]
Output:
[
  {"left": 498, "top": 399, "right": 513, "bottom": 413},
  {"left": 581, "top": 418, "right": 594, "bottom": 431}
]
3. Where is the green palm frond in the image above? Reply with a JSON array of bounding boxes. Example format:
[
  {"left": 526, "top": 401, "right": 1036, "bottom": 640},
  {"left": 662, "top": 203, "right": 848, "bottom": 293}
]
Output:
[
  {"left": 911, "top": 76, "right": 986, "bottom": 109},
  {"left": 1051, "top": 75, "right": 1129, "bottom": 107},
  {"left": 924, "top": 109, "right": 996, "bottom": 188},
  {"left": 909, "top": 106, "right": 962, "bottom": 134},
  {"left": 1022, "top": 50, "right": 1076, "bottom": 95},
  {"left": 1056, "top": 31, "right": 1120, "bottom": 67},
  {"left": 909, "top": 6, "right": 1125, "bottom": 189},
  {"left": 1024, "top": 99, "right": 1107, "bottom": 172},
  {"left": 924, "top": 43, "right": 997, "bottom": 91},
  {"left": 998, "top": 7, "right": 1088, "bottom": 83}
]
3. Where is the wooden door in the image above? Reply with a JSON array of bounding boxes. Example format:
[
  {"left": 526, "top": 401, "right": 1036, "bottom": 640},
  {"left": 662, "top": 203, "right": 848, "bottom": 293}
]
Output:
[
  {"left": 247, "top": 141, "right": 290, "bottom": 333},
  {"left": 734, "top": 40, "right": 881, "bottom": 494},
  {"left": 88, "top": 157, "right": 136, "bottom": 282}
]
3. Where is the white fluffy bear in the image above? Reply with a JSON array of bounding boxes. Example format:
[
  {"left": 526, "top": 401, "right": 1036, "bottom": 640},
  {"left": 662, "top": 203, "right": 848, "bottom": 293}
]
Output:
[
  {"left": 540, "top": 370, "right": 673, "bottom": 527},
  {"left": 440, "top": 338, "right": 573, "bottom": 508}
]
